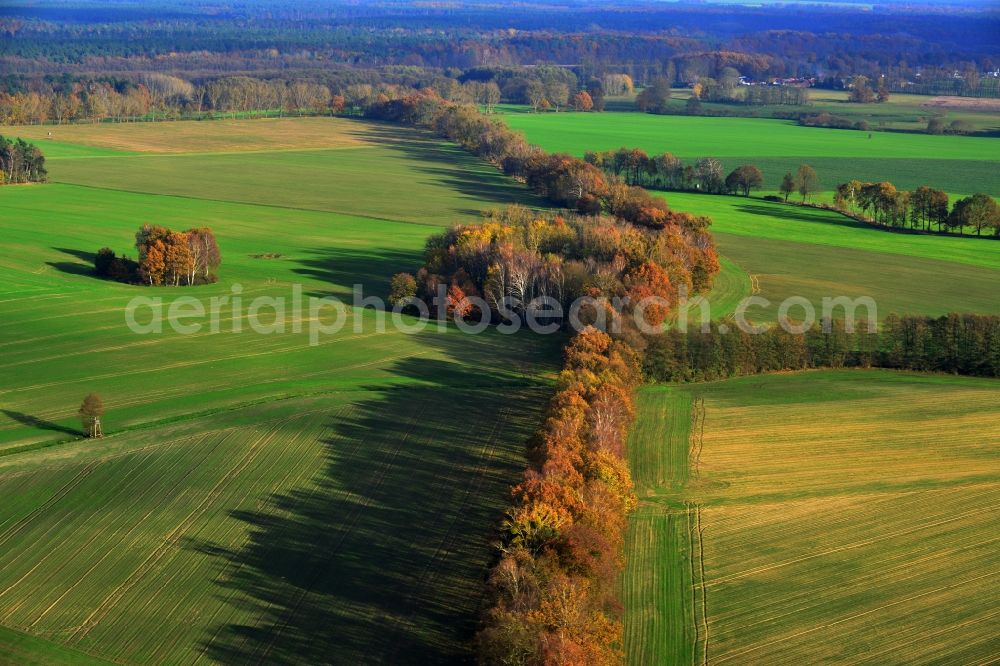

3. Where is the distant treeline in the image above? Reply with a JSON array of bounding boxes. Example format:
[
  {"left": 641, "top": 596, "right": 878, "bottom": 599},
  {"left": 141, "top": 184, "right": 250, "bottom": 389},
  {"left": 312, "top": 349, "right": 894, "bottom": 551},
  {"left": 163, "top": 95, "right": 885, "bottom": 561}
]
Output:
[
  {"left": 644, "top": 314, "right": 1000, "bottom": 381},
  {"left": 0, "top": 135, "right": 46, "bottom": 184},
  {"left": 4, "top": 0, "right": 997, "bottom": 97},
  {"left": 583, "top": 147, "right": 819, "bottom": 201}
]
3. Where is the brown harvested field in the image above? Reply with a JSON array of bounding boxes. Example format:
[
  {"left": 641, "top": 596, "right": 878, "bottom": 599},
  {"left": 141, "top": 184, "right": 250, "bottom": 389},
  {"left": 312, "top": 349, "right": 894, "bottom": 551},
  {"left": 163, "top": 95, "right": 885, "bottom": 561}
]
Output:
[
  {"left": 625, "top": 370, "right": 1000, "bottom": 665},
  {"left": 922, "top": 96, "right": 1000, "bottom": 112},
  {"left": 0, "top": 116, "right": 374, "bottom": 154}
]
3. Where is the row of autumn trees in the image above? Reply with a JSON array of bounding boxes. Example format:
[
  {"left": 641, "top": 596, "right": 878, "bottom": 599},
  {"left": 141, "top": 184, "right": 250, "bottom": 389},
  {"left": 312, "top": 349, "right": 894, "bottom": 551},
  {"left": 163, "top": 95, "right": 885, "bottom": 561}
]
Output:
[
  {"left": 834, "top": 182, "right": 1000, "bottom": 236},
  {"left": 0, "top": 135, "right": 47, "bottom": 184},
  {"left": 367, "top": 92, "right": 715, "bottom": 663},
  {"left": 644, "top": 314, "right": 1000, "bottom": 381},
  {"left": 392, "top": 203, "right": 717, "bottom": 662},
  {"left": 0, "top": 71, "right": 604, "bottom": 125},
  {"left": 478, "top": 327, "right": 642, "bottom": 664},
  {"left": 371, "top": 91, "right": 722, "bottom": 662},
  {"left": 95, "top": 224, "right": 221, "bottom": 285},
  {"left": 0, "top": 77, "right": 345, "bottom": 124},
  {"left": 366, "top": 88, "right": 703, "bottom": 228}
]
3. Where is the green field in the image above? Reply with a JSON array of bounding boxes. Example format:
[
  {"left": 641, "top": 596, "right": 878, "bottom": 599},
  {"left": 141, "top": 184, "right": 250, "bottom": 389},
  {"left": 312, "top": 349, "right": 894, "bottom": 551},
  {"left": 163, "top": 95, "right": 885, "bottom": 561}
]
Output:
[
  {"left": 639, "top": 89, "right": 1000, "bottom": 134},
  {"left": 663, "top": 193, "right": 1000, "bottom": 323},
  {"left": 625, "top": 371, "right": 1000, "bottom": 665},
  {"left": 16, "top": 120, "right": 538, "bottom": 227},
  {"left": 0, "top": 117, "right": 559, "bottom": 663},
  {"left": 502, "top": 111, "right": 1000, "bottom": 195}
]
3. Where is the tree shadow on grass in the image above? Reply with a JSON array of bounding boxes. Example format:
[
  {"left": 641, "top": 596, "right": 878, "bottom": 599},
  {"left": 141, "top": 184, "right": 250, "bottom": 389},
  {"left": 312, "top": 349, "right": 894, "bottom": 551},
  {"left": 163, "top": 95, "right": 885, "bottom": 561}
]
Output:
[
  {"left": 44, "top": 247, "right": 95, "bottom": 277},
  {"left": 734, "top": 202, "right": 866, "bottom": 229},
  {"left": 344, "top": 120, "right": 544, "bottom": 212},
  {"left": 291, "top": 246, "right": 425, "bottom": 300},
  {"left": 189, "top": 330, "right": 560, "bottom": 665},
  {"left": 1, "top": 410, "right": 80, "bottom": 437}
]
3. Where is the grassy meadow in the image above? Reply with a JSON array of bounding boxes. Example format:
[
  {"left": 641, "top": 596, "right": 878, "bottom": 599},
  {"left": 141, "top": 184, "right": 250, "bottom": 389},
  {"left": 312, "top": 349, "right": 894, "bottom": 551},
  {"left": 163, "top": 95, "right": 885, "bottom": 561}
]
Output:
[
  {"left": 663, "top": 193, "right": 1000, "bottom": 322},
  {"left": 502, "top": 111, "right": 1000, "bottom": 196},
  {"left": 7, "top": 118, "right": 538, "bottom": 227},
  {"left": 625, "top": 371, "right": 1000, "bottom": 665},
  {"left": 0, "top": 117, "right": 559, "bottom": 663},
  {"left": 654, "top": 88, "right": 1000, "bottom": 134}
]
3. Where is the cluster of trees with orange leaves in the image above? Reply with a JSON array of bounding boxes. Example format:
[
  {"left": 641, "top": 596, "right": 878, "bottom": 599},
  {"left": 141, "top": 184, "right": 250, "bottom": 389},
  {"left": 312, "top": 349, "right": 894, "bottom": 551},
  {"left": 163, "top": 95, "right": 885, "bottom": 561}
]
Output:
[
  {"left": 364, "top": 89, "right": 687, "bottom": 229},
  {"left": 477, "top": 326, "right": 642, "bottom": 665},
  {"left": 95, "top": 224, "right": 220, "bottom": 286},
  {"left": 402, "top": 204, "right": 718, "bottom": 342}
]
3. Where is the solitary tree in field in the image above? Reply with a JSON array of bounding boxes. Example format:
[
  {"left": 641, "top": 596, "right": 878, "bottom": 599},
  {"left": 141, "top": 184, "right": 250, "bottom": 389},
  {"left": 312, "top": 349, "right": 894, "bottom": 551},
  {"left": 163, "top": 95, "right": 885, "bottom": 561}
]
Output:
[
  {"left": 779, "top": 171, "right": 796, "bottom": 202},
  {"left": 796, "top": 164, "right": 819, "bottom": 202},
  {"left": 79, "top": 393, "right": 104, "bottom": 438}
]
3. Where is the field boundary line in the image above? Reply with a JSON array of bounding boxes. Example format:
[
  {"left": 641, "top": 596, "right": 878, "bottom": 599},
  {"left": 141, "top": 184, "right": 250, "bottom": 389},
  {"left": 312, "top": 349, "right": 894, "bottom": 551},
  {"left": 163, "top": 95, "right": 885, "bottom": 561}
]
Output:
[
  {"left": 689, "top": 396, "right": 705, "bottom": 478},
  {"left": 696, "top": 505, "right": 709, "bottom": 666}
]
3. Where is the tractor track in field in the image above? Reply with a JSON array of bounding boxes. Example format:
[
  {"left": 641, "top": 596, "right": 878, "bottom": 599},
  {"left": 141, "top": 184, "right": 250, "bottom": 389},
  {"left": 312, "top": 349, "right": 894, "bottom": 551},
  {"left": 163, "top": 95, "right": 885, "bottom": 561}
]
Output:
[{"left": 68, "top": 424, "right": 285, "bottom": 643}]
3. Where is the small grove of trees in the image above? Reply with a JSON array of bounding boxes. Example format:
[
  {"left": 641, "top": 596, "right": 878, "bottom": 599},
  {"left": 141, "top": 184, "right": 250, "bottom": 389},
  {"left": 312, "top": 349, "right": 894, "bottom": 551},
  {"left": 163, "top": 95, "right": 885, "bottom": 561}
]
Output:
[
  {"left": 644, "top": 313, "right": 1000, "bottom": 381},
  {"left": 95, "top": 224, "right": 221, "bottom": 285},
  {"left": 847, "top": 75, "right": 889, "bottom": 103},
  {"left": 835, "top": 181, "right": 1000, "bottom": 236},
  {"left": 777, "top": 164, "right": 819, "bottom": 202},
  {"left": 926, "top": 117, "right": 975, "bottom": 135},
  {"left": 602, "top": 73, "right": 634, "bottom": 96},
  {"left": 0, "top": 135, "right": 47, "bottom": 184},
  {"left": 477, "top": 326, "right": 642, "bottom": 664},
  {"left": 949, "top": 193, "right": 1000, "bottom": 237},
  {"left": 583, "top": 147, "right": 733, "bottom": 194}
]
